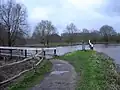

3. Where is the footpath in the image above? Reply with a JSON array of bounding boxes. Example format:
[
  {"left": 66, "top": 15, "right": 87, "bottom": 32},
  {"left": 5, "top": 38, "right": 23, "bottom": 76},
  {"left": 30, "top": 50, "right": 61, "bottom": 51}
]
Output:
[{"left": 30, "top": 59, "right": 77, "bottom": 90}]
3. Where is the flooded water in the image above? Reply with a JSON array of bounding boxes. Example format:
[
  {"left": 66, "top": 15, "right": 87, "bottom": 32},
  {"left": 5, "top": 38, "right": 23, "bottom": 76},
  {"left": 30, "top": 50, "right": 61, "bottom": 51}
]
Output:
[
  {"left": 55, "top": 44, "right": 120, "bottom": 64},
  {"left": 27, "top": 44, "right": 120, "bottom": 64},
  {"left": 55, "top": 45, "right": 90, "bottom": 56},
  {"left": 39, "top": 44, "right": 118, "bottom": 64},
  {"left": 94, "top": 44, "right": 120, "bottom": 64}
]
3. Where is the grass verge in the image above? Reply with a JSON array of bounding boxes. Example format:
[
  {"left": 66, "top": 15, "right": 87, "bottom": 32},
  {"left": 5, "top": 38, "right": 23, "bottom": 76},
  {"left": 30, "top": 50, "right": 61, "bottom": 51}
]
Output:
[
  {"left": 57, "top": 50, "right": 120, "bottom": 90},
  {"left": 8, "top": 60, "right": 52, "bottom": 90}
]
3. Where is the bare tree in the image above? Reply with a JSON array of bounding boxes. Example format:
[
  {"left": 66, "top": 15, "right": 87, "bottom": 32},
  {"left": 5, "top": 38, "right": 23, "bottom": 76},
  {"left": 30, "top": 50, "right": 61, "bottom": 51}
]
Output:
[
  {"left": 33, "top": 20, "right": 57, "bottom": 47},
  {"left": 64, "top": 23, "right": 77, "bottom": 44},
  {"left": 0, "top": 0, "right": 28, "bottom": 46}
]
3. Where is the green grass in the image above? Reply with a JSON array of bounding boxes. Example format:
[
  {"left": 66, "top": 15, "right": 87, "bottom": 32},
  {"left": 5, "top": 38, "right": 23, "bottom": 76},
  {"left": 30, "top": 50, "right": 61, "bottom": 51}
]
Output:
[
  {"left": 57, "top": 50, "right": 120, "bottom": 90},
  {"left": 8, "top": 60, "right": 52, "bottom": 90}
]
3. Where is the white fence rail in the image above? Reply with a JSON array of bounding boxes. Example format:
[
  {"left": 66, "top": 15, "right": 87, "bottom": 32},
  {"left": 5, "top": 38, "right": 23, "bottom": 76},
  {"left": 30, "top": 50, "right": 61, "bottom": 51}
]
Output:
[
  {"left": 0, "top": 46, "right": 57, "bottom": 58},
  {"left": 0, "top": 47, "right": 56, "bottom": 86}
]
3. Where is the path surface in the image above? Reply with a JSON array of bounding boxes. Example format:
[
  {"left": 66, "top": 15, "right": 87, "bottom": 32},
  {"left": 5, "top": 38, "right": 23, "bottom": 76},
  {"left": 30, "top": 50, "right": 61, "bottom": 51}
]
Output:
[{"left": 30, "top": 59, "right": 77, "bottom": 90}]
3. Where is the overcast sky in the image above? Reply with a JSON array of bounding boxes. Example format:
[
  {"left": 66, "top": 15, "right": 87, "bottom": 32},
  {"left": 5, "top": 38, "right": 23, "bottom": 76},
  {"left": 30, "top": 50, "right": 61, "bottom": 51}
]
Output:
[{"left": 16, "top": 0, "right": 120, "bottom": 34}]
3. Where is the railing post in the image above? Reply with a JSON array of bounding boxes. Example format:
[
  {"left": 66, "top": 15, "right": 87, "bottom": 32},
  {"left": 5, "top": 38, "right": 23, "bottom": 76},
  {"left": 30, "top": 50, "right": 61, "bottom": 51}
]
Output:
[
  {"left": 36, "top": 49, "right": 38, "bottom": 54},
  {"left": 25, "top": 49, "right": 27, "bottom": 58},
  {"left": 10, "top": 49, "right": 12, "bottom": 59},
  {"left": 0, "top": 48, "right": 1, "bottom": 59},
  {"left": 43, "top": 50, "right": 45, "bottom": 59},
  {"left": 21, "top": 49, "right": 23, "bottom": 55},
  {"left": 54, "top": 49, "right": 57, "bottom": 56},
  {"left": 89, "top": 40, "right": 94, "bottom": 50},
  {"left": 82, "top": 40, "right": 85, "bottom": 51},
  {"left": 0, "top": 49, "right": 1, "bottom": 55}
]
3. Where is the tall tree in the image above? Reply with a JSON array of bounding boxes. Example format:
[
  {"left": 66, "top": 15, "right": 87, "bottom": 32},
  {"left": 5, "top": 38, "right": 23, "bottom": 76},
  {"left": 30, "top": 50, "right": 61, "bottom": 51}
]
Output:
[
  {"left": 0, "top": 0, "right": 28, "bottom": 46},
  {"left": 33, "top": 20, "right": 57, "bottom": 47},
  {"left": 64, "top": 23, "right": 77, "bottom": 44},
  {"left": 100, "top": 25, "right": 116, "bottom": 43}
]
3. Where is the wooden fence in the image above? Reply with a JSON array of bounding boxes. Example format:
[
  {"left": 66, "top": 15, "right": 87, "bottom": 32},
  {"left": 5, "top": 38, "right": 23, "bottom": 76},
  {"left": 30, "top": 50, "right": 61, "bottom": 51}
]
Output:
[
  {"left": 0, "top": 47, "right": 57, "bottom": 86},
  {"left": 0, "top": 46, "right": 57, "bottom": 58}
]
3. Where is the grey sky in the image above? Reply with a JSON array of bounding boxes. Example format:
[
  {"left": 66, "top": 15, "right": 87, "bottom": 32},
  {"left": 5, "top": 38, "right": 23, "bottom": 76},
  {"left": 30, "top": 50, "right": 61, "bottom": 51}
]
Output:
[{"left": 16, "top": 0, "right": 120, "bottom": 33}]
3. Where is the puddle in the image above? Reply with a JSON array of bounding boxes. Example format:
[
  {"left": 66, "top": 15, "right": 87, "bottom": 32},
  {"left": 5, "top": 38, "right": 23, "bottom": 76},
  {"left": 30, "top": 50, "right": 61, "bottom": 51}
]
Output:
[
  {"left": 50, "top": 71, "right": 69, "bottom": 75},
  {"left": 56, "top": 64, "right": 63, "bottom": 66}
]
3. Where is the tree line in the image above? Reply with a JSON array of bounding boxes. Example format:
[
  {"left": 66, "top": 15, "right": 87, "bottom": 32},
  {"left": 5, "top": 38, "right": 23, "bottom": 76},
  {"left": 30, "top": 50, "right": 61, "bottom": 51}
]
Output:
[
  {"left": 30, "top": 21, "right": 120, "bottom": 46},
  {"left": 1, "top": 0, "right": 120, "bottom": 47}
]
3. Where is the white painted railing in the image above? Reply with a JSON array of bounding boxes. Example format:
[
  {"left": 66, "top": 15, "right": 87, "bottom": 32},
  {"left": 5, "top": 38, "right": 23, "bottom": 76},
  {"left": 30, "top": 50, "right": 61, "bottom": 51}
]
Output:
[
  {"left": 0, "top": 46, "right": 56, "bottom": 50},
  {"left": 0, "top": 47, "right": 56, "bottom": 86},
  {"left": 0, "top": 46, "right": 57, "bottom": 58}
]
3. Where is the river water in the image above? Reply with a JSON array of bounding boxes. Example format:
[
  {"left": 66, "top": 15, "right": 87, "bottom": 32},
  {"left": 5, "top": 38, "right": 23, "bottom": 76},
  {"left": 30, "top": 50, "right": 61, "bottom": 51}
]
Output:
[
  {"left": 27, "top": 44, "right": 120, "bottom": 64},
  {"left": 55, "top": 45, "right": 90, "bottom": 56},
  {"left": 54, "top": 44, "right": 120, "bottom": 65},
  {"left": 94, "top": 44, "right": 120, "bottom": 65}
]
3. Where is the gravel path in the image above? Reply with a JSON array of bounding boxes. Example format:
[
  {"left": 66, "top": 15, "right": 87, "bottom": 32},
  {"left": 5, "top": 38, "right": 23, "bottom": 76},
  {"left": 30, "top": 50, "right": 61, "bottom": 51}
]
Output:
[{"left": 30, "top": 59, "right": 77, "bottom": 90}]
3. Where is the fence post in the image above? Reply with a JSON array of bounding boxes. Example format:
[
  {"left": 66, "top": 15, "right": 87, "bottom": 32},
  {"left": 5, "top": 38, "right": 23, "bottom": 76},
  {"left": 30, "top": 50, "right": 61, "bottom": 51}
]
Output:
[
  {"left": 10, "top": 49, "right": 12, "bottom": 59},
  {"left": 0, "top": 49, "right": 1, "bottom": 55},
  {"left": 21, "top": 50, "right": 23, "bottom": 55},
  {"left": 36, "top": 49, "right": 38, "bottom": 54},
  {"left": 89, "top": 40, "right": 94, "bottom": 50},
  {"left": 82, "top": 40, "right": 85, "bottom": 51},
  {"left": 43, "top": 50, "right": 45, "bottom": 59},
  {"left": 54, "top": 49, "right": 57, "bottom": 56},
  {"left": 0, "top": 48, "right": 1, "bottom": 59},
  {"left": 25, "top": 49, "right": 27, "bottom": 58}
]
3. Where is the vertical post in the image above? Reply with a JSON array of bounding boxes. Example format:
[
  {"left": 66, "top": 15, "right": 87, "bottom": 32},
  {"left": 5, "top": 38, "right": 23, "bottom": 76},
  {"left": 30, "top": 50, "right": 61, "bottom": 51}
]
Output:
[
  {"left": 25, "top": 49, "right": 27, "bottom": 58},
  {"left": 91, "top": 47, "right": 93, "bottom": 50},
  {"left": 89, "top": 40, "right": 94, "bottom": 50},
  {"left": 19, "top": 49, "right": 23, "bottom": 59},
  {"left": 36, "top": 49, "right": 38, "bottom": 54},
  {"left": 21, "top": 49, "right": 23, "bottom": 55},
  {"left": 82, "top": 40, "right": 85, "bottom": 51},
  {"left": 0, "top": 48, "right": 1, "bottom": 59},
  {"left": 10, "top": 49, "right": 12, "bottom": 59},
  {"left": 54, "top": 49, "right": 57, "bottom": 56},
  {"left": 43, "top": 50, "right": 45, "bottom": 59},
  {"left": 0, "top": 49, "right": 1, "bottom": 55}
]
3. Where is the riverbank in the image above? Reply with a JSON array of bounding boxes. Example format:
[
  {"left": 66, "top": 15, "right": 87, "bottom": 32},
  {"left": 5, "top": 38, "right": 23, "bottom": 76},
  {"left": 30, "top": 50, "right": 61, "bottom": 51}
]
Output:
[
  {"left": 56, "top": 50, "right": 120, "bottom": 90},
  {"left": 6, "top": 60, "right": 52, "bottom": 90},
  {"left": 25, "top": 43, "right": 82, "bottom": 48}
]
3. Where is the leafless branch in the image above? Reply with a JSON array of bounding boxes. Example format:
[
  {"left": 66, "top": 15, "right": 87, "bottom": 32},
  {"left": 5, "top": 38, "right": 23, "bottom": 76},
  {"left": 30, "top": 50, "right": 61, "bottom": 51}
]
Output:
[{"left": 0, "top": 0, "right": 28, "bottom": 46}]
